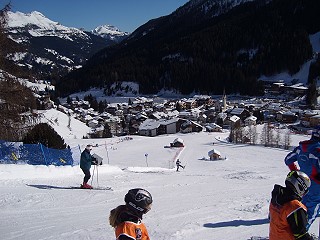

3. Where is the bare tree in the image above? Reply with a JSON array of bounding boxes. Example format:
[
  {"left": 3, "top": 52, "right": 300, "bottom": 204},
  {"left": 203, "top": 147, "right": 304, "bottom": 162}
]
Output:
[
  {"left": 248, "top": 125, "right": 258, "bottom": 145},
  {"left": 260, "top": 123, "right": 268, "bottom": 146},
  {"left": 284, "top": 129, "right": 291, "bottom": 150},
  {"left": 275, "top": 128, "right": 281, "bottom": 148}
]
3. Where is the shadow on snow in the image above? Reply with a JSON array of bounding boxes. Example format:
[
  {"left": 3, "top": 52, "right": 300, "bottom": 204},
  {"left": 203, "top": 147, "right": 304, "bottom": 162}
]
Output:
[
  {"left": 204, "top": 219, "right": 270, "bottom": 240},
  {"left": 203, "top": 218, "right": 269, "bottom": 228},
  {"left": 26, "top": 184, "right": 112, "bottom": 190}
]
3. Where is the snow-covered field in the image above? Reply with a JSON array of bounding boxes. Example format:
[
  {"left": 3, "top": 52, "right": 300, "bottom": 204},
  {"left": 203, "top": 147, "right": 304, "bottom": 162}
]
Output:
[{"left": 0, "top": 109, "right": 318, "bottom": 240}]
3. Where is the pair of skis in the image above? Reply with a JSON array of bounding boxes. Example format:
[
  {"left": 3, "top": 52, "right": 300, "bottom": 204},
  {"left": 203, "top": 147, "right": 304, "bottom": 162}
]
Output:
[{"left": 77, "top": 185, "right": 113, "bottom": 191}]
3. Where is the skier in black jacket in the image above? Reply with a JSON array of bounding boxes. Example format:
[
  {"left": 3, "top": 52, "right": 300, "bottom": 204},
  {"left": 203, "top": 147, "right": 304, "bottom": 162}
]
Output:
[{"left": 176, "top": 159, "right": 184, "bottom": 171}]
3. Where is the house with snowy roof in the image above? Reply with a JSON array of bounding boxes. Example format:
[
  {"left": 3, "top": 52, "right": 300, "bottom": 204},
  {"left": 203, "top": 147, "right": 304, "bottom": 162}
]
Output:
[
  {"left": 180, "top": 120, "right": 203, "bottom": 133},
  {"left": 158, "top": 118, "right": 179, "bottom": 134},
  {"left": 138, "top": 119, "right": 160, "bottom": 137},
  {"left": 229, "top": 115, "right": 241, "bottom": 128},
  {"left": 229, "top": 107, "right": 250, "bottom": 121},
  {"left": 208, "top": 149, "right": 222, "bottom": 160},
  {"left": 205, "top": 123, "right": 222, "bottom": 132},
  {"left": 276, "top": 110, "right": 297, "bottom": 123},
  {"left": 244, "top": 115, "right": 257, "bottom": 126},
  {"left": 170, "top": 138, "right": 184, "bottom": 147}
]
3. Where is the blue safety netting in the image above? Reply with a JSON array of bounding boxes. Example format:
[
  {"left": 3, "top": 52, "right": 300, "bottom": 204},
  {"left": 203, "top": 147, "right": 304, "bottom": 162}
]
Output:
[{"left": 0, "top": 141, "right": 78, "bottom": 166}]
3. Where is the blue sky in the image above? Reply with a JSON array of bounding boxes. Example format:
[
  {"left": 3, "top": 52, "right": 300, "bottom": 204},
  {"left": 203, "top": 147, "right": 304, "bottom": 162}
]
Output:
[{"left": 4, "top": 0, "right": 189, "bottom": 32}]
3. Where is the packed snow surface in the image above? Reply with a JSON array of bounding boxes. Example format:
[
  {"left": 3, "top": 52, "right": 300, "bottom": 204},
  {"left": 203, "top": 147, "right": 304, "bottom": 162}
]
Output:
[{"left": 1, "top": 124, "right": 318, "bottom": 239}]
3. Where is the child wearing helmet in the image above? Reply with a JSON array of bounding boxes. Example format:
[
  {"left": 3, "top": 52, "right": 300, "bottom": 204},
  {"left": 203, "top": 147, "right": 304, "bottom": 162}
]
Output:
[
  {"left": 109, "top": 188, "right": 152, "bottom": 240},
  {"left": 284, "top": 126, "right": 320, "bottom": 229},
  {"left": 269, "top": 171, "right": 312, "bottom": 240}
]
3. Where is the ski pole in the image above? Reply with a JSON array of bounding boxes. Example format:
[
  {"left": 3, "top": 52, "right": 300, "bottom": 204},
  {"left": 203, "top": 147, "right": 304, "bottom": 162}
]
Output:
[
  {"left": 91, "top": 165, "right": 96, "bottom": 186},
  {"left": 318, "top": 217, "right": 320, "bottom": 240},
  {"left": 96, "top": 163, "right": 99, "bottom": 187}
]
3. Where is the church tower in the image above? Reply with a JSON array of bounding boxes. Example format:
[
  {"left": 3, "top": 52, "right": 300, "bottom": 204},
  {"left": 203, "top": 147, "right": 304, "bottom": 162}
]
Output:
[{"left": 222, "top": 89, "right": 227, "bottom": 111}]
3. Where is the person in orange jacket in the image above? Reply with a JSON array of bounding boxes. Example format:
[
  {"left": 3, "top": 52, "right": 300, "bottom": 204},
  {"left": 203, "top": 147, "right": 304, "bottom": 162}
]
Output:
[
  {"left": 109, "top": 188, "right": 152, "bottom": 240},
  {"left": 269, "top": 171, "right": 312, "bottom": 240}
]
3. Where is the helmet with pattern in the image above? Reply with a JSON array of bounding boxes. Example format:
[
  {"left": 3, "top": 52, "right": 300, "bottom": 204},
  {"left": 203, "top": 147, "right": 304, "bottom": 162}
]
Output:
[
  {"left": 285, "top": 171, "right": 311, "bottom": 198},
  {"left": 125, "top": 188, "right": 152, "bottom": 215}
]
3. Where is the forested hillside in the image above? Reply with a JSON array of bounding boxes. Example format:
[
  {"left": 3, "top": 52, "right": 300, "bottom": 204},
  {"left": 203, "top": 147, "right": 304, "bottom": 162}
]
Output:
[{"left": 56, "top": 0, "right": 320, "bottom": 97}]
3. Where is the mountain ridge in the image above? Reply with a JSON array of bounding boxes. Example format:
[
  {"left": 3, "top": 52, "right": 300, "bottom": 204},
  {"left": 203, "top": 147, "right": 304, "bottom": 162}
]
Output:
[
  {"left": 57, "top": 0, "right": 320, "bottom": 97},
  {"left": 5, "top": 10, "right": 129, "bottom": 79}
]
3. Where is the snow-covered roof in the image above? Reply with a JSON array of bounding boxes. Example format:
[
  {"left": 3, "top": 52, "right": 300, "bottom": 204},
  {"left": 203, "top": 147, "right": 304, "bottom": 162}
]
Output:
[
  {"left": 206, "top": 123, "right": 222, "bottom": 129},
  {"left": 245, "top": 115, "right": 257, "bottom": 121},
  {"left": 230, "top": 108, "right": 245, "bottom": 115},
  {"left": 158, "top": 118, "right": 179, "bottom": 126},
  {"left": 229, "top": 115, "right": 240, "bottom": 122},
  {"left": 208, "top": 149, "right": 221, "bottom": 156},
  {"left": 310, "top": 114, "right": 320, "bottom": 119},
  {"left": 139, "top": 119, "right": 160, "bottom": 130},
  {"left": 173, "top": 138, "right": 184, "bottom": 144}
]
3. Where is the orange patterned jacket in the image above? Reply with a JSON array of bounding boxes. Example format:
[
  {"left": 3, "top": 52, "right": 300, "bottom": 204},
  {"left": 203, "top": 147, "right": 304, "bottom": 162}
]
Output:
[
  {"left": 115, "top": 221, "right": 150, "bottom": 240},
  {"left": 269, "top": 199, "right": 307, "bottom": 240}
]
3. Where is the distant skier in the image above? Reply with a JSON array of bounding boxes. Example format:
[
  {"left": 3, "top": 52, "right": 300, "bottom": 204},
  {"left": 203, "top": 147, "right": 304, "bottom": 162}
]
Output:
[
  {"left": 269, "top": 171, "right": 312, "bottom": 240},
  {"left": 80, "top": 144, "right": 95, "bottom": 189},
  {"left": 176, "top": 159, "right": 185, "bottom": 172},
  {"left": 284, "top": 126, "right": 320, "bottom": 229},
  {"left": 109, "top": 188, "right": 152, "bottom": 240}
]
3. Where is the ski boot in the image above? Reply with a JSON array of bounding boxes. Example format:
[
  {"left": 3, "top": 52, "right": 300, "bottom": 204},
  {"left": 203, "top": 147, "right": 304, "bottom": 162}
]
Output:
[{"left": 81, "top": 183, "right": 93, "bottom": 189}]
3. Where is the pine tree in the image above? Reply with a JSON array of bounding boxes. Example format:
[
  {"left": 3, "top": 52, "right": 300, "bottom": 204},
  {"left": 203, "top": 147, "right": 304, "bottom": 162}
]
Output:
[
  {"left": 306, "top": 79, "right": 317, "bottom": 109},
  {"left": 102, "top": 123, "right": 113, "bottom": 138},
  {"left": 23, "top": 123, "right": 67, "bottom": 149},
  {"left": 66, "top": 96, "right": 72, "bottom": 104}
]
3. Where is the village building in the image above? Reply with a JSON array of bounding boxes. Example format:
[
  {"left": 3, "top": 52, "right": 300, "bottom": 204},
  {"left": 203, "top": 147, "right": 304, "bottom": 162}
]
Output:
[
  {"left": 229, "top": 115, "right": 241, "bottom": 128},
  {"left": 309, "top": 114, "right": 320, "bottom": 127},
  {"left": 229, "top": 107, "right": 250, "bottom": 122},
  {"left": 158, "top": 118, "right": 179, "bottom": 134},
  {"left": 170, "top": 138, "right": 184, "bottom": 147},
  {"left": 205, "top": 123, "right": 222, "bottom": 132},
  {"left": 244, "top": 115, "right": 257, "bottom": 126},
  {"left": 276, "top": 110, "right": 298, "bottom": 123},
  {"left": 184, "top": 98, "right": 198, "bottom": 109},
  {"left": 138, "top": 119, "right": 160, "bottom": 137},
  {"left": 208, "top": 149, "right": 222, "bottom": 160}
]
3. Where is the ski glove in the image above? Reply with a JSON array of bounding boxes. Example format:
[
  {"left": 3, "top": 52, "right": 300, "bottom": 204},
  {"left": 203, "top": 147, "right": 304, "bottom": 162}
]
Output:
[
  {"left": 91, "top": 157, "right": 98, "bottom": 165},
  {"left": 288, "top": 163, "right": 299, "bottom": 171}
]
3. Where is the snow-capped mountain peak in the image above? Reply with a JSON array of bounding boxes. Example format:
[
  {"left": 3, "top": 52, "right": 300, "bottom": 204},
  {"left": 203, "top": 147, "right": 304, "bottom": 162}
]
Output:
[
  {"left": 7, "top": 11, "right": 55, "bottom": 28},
  {"left": 4, "top": 10, "right": 128, "bottom": 78},
  {"left": 6, "top": 11, "right": 87, "bottom": 39},
  {"left": 91, "top": 24, "right": 130, "bottom": 42}
]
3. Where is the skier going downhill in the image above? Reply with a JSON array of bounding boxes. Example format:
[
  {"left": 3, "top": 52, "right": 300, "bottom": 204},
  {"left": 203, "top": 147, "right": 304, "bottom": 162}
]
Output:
[
  {"left": 176, "top": 159, "right": 185, "bottom": 172},
  {"left": 109, "top": 188, "right": 152, "bottom": 240},
  {"left": 284, "top": 126, "right": 320, "bottom": 229},
  {"left": 269, "top": 171, "right": 312, "bottom": 240}
]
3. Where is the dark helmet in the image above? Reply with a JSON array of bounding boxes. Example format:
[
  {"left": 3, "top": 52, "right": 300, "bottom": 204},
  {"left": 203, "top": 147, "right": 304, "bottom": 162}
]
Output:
[
  {"left": 312, "top": 126, "right": 320, "bottom": 139},
  {"left": 125, "top": 188, "right": 152, "bottom": 214},
  {"left": 285, "top": 171, "right": 311, "bottom": 198}
]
